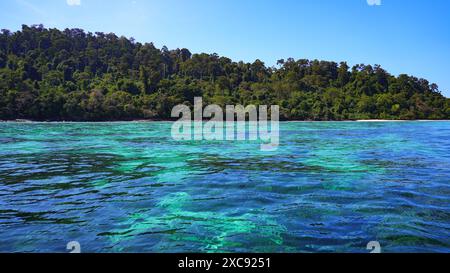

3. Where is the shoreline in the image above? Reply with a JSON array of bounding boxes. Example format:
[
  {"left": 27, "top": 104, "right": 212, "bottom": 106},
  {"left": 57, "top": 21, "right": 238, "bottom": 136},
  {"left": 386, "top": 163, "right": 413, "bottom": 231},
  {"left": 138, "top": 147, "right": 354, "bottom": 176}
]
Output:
[{"left": 1, "top": 119, "right": 449, "bottom": 123}]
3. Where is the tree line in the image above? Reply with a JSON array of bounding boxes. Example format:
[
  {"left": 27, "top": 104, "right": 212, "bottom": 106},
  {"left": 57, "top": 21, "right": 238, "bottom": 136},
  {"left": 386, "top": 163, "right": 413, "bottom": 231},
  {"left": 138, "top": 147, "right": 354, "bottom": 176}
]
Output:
[{"left": 0, "top": 25, "right": 449, "bottom": 121}]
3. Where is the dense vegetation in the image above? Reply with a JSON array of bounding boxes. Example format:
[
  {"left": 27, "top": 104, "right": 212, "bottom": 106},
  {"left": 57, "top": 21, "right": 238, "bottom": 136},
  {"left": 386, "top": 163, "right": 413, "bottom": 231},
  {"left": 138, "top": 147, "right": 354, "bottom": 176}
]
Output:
[{"left": 1, "top": 25, "right": 449, "bottom": 121}]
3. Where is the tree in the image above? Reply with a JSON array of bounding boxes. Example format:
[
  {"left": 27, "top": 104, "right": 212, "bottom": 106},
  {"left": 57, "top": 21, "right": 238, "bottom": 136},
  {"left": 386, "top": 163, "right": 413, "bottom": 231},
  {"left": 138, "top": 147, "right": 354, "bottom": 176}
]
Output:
[{"left": 0, "top": 25, "right": 448, "bottom": 121}]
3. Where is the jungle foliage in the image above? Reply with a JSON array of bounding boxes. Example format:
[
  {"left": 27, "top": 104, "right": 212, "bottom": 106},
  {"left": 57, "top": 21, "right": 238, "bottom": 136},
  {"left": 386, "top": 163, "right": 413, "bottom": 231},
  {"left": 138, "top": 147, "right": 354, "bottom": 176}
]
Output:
[{"left": 1, "top": 25, "right": 449, "bottom": 121}]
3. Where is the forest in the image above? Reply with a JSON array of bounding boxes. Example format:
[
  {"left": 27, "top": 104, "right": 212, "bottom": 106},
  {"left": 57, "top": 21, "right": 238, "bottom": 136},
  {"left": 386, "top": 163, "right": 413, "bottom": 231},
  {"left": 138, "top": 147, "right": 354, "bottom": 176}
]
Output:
[{"left": 1, "top": 25, "right": 449, "bottom": 121}]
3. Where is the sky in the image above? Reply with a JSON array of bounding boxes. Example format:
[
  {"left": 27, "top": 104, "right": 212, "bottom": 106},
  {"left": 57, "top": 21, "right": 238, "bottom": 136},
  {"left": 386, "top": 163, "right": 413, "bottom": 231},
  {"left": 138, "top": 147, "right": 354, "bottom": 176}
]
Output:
[{"left": 1, "top": 0, "right": 449, "bottom": 97}]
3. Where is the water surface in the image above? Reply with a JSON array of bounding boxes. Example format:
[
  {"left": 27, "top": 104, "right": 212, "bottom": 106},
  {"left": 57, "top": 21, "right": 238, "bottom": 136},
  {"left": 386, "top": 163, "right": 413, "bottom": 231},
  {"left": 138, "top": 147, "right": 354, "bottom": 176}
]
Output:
[{"left": 0, "top": 121, "right": 449, "bottom": 253}]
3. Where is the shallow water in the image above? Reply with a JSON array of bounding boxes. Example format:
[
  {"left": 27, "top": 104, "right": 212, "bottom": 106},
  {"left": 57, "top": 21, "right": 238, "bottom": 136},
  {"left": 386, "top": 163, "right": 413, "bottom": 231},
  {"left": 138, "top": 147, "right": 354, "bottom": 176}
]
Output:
[{"left": 0, "top": 121, "right": 449, "bottom": 253}]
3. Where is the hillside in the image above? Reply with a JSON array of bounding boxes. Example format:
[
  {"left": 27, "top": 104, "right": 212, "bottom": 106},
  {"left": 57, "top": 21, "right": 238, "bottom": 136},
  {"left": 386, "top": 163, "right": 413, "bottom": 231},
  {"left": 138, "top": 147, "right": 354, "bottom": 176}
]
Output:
[{"left": 0, "top": 25, "right": 449, "bottom": 121}]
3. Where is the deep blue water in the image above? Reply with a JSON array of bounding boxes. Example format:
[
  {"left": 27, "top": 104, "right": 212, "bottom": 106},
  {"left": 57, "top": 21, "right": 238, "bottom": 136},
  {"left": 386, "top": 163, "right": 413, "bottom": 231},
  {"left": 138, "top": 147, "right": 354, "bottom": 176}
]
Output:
[{"left": 0, "top": 121, "right": 449, "bottom": 253}]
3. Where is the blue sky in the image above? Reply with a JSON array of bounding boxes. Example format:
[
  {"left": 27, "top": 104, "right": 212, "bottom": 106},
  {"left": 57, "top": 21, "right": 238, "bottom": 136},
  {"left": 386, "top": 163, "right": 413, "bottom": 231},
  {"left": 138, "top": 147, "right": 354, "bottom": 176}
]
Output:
[{"left": 1, "top": 0, "right": 449, "bottom": 97}]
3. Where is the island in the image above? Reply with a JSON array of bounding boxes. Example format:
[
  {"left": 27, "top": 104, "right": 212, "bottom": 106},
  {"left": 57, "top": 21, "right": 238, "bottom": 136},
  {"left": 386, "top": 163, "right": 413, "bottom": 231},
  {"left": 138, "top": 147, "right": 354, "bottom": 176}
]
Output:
[{"left": 0, "top": 25, "right": 449, "bottom": 121}]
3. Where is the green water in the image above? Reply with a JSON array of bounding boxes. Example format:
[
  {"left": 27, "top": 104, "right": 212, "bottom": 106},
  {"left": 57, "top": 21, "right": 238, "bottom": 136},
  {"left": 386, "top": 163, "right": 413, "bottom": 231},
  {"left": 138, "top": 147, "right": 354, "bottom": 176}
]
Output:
[{"left": 0, "top": 121, "right": 449, "bottom": 252}]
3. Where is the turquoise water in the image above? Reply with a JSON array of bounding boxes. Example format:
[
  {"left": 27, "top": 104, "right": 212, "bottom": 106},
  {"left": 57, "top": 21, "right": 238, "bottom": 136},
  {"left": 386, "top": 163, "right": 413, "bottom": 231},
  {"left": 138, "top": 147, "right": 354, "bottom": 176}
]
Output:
[{"left": 0, "top": 121, "right": 449, "bottom": 253}]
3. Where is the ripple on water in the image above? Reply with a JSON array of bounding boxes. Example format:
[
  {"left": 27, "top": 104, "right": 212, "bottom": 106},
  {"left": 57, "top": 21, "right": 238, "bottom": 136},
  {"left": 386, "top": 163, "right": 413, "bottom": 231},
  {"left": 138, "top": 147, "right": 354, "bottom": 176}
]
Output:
[{"left": 0, "top": 121, "right": 449, "bottom": 252}]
